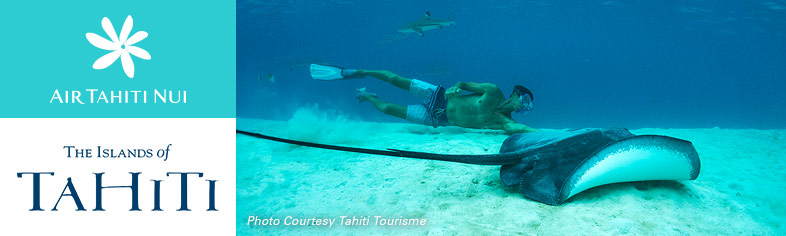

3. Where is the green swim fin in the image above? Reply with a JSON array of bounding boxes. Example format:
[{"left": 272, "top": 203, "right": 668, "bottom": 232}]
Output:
[{"left": 310, "top": 64, "right": 361, "bottom": 80}]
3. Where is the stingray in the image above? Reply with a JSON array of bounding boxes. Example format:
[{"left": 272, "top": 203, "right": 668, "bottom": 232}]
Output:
[{"left": 236, "top": 127, "right": 700, "bottom": 205}]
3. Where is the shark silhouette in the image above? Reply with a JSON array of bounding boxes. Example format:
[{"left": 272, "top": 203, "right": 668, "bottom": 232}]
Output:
[{"left": 397, "top": 11, "right": 455, "bottom": 36}]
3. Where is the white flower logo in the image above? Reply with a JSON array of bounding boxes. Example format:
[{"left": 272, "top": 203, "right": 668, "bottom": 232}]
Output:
[{"left": 86, "top": 15, "right": 150, "bottom": 78}]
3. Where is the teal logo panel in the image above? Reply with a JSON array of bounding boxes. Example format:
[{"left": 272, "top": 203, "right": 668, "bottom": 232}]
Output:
[{"left": 0, "top": 1, "right": 236, "bottom": 118}]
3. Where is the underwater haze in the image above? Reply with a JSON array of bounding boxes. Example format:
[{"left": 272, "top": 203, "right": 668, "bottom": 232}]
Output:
[
  {"left": 236, "top": 1, "right": 786, "bottom": 235},
  {"left": 237, "top": 0, "right": 786, "bottom": 129}
]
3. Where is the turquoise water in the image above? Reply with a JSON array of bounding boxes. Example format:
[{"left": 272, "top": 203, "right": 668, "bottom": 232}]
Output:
[
  {"left": 236, "top": 1, "right": 786, "bottom": 235},
  {"left": 237, "top": 0, "right": 785, "bottom": 129}
]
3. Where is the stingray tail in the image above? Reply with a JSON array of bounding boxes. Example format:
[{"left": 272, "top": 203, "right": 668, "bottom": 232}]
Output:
[{"left": 236, "top": 130, "right": 522, "bottom": 165}]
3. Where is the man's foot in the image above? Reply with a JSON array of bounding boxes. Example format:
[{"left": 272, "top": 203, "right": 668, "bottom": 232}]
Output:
[
  {"left": 356, "top": 87, "right": 377, "bottom": 103},
  {"left": 341, "top": 69, "right": 364, "bottom": 79}
]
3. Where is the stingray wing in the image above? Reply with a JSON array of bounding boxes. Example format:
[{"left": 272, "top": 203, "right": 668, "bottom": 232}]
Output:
[{"left": 499, "top": 129, "right": 700, "bottom": 205}]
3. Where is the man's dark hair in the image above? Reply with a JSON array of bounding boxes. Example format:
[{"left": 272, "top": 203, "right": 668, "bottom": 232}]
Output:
[{"left": 512, "top": 85, "right": 533, "bottom": 100}]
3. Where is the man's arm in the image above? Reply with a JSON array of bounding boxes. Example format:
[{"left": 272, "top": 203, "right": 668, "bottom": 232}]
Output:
[
  {"left": 503, "top": 123, "right": 539, "bottom": 134},
  {"left": 454, "top": 82, "right": 498, "bottom": 94},
  {"left": 446, "top": 82, "right": 500, "bottom": 99}
]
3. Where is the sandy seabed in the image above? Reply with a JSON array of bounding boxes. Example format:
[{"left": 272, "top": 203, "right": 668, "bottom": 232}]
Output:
[{"left": 236, "top": 115, "right": 785, "bottom": 235}]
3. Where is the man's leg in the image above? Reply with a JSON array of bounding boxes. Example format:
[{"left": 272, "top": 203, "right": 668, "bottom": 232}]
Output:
[
  {"left": 363, "top": 95, "right": 407, "bottom": 120},
  {"left": 357, "top": 70, "right": 412, "bottom": 91},
  {"left": 354, "top": 70, "right": 438, "bottom": 101}
]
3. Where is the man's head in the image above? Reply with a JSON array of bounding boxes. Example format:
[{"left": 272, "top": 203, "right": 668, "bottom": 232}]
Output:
[{"left": 510, "top": 85, "right": 534, "bottom": 114}]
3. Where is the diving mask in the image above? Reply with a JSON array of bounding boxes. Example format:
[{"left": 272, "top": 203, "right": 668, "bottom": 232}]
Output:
[{"left": 519, "top": 93, "right": 534, "bottom": 114}]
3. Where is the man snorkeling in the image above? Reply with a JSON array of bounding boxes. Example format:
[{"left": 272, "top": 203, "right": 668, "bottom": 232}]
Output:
[{"left": 310, "top": 64, "right": 538, "bottom": 134}]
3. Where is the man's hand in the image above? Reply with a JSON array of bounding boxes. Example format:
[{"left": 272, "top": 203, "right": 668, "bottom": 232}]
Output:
[
  {"left": 504, "top": 123, "right": 539, "bottom": 134},
  {"left": 445, "top": 86, "right": 462, "bottom": 99}
]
